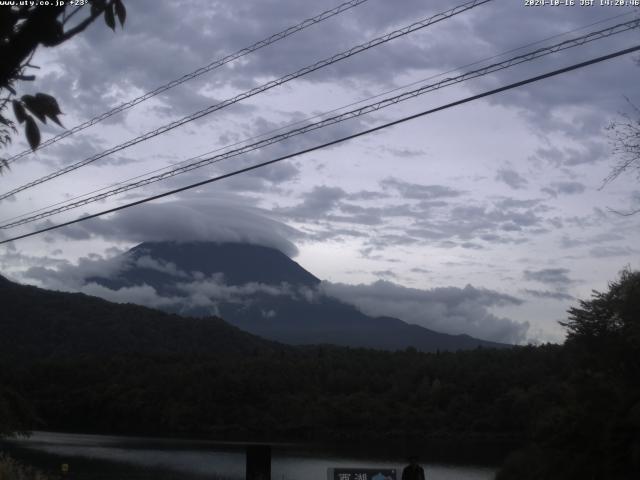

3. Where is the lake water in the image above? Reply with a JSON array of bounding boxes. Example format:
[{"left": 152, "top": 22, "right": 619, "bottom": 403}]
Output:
[{"left": 2, "top": 431, "right": 497, "bottom": 480}]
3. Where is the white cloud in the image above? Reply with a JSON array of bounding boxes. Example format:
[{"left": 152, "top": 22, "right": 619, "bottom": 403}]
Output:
[
  {"left": 320, "top": 280, "right": 529, "bottom": 344},
  {"left": 1, "top": 0, "right": 639, "bottom": 346},
  {"left": 80, "top": 282, "right": 183, "bottom": 309},
  {"left": 43, "top": 197, "right": 301, "bottom": 258}
]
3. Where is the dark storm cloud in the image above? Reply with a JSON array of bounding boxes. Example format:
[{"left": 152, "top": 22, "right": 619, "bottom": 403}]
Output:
[
  {"left": 26, "top": 0, "right": 637, "bottom": 154},
  {"left": 532, "top": 142, "right": 607, "bottom": 167},
  {"left": 0, "top": 248, "right": 70, "bottom": 273},
  {"left": 278, "top": 185, "right": 347, "bottom": 219},
  {"left": 372, "top": 269, "right": 398, "bottom": 279},
  {"left": 408, "top": 202, "right": 544, "bottom": 242},
  {"left": 19, "top": 241, "right": 531, "bottom": 344},
  {"left": 363, "top": 232, "right": 423, "bottom": 250},
  {"left": 347, "top": 190, "right": 390, "bottom": 201},
  {"left": 378, "top": 146, "right": 427, "bottom": 158},
  {"left": 460, "top": 5, "right": 640, "bottom": 135},
  {"left": 523, "top": 289, "right": 574, "bottom": 302},
  {"left": 28, "top": 134, "right": 109, "bottom": 169},
  {"left": 321, "top": 280, "right": 529, "bottom": 344},
  {"left": 410, "top": 267, "right": 431, "bottom": 274},
  {"left": 495, "top": 168, "right": 529, "bottom": 190},
  {"left": 199, "top": 112, "right": 372, "bottom": 195},
  {"left": 37, "top": 0, "right": 456, "bottom": 127},
  {"left": 304, "top": 227, "right": 369, "bottom": 243},
  {"left": 23, "top": 253, "right": 126, "bottom": 289},
  {"left": 217, "top": 161, "right": 302, "bottom": 194},
  {"left": 560, "top": 231, "right": 624, "bottom": 248},
  {"left": 542, "top": 181, "right": 587, "bottom": 197},
  {"left": 223, "top": 0, "right": 482, "bottom": 86},
  {"left": 278, "top": 185, "right": 549, "bottom": 250},
  {"left": 523, "top": 268, "right": 573, "bottom": 286},
  {"left": 589, "top": 245, "right": 637, "bottom": 258},
  {"left": 152, "top": 90, "right": 259, "bottom": 120},
  {"left": 277, "top": 182, "right": 468, "bottom": 237},
  {"left": 380, "top": 177, "right": 464, "bottom": 199},
  {"left": 493, "top": 197, "right": 544, "bottom": 210},
  {"left": 25, "top": 255, "right": 300, "bottom": 313},
  {"left": 330, "top": 204, "right": 384, "bottom": 226},
  {"left": 40, "top": 0, "right": 222, "bottom": 116},
  {"left": 37, "top": 1, "right": 516, "bottom": 140}
]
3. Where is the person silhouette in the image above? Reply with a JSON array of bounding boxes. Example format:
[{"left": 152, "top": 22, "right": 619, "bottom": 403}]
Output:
[{"left": 402, "top": 456, "right": 425, "bottom": 480}]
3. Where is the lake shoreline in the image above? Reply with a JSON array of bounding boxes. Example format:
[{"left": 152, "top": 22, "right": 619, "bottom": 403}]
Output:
[
  {"left": 4, "top": 429, "right": 515, "bottom": 465},
  {"left": 2, "top": 430, "right": 499, "bottom": 480}
]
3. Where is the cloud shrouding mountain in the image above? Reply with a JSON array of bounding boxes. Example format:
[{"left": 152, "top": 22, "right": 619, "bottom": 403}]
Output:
[
  {"left": 23, "top": 244, "right": 530, "bottom": 344},
  {"left": 42, "top": 198, "right": 301, "bottom": 258},
  {"left": 2, "top": 0, "right": 638, "bottom": 345},
  {"left": 320, "top": 280, "right": 529, "bottom": 344}
]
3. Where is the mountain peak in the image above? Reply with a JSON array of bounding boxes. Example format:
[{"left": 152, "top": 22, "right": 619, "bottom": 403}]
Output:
[
  {"left": 84, "top": 241, "right": 509, "bottom": 352},
  {"left": 127, "top": 241, "right": 320, "bottom": 287}
]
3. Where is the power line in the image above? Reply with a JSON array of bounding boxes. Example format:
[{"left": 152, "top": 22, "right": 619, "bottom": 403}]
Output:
[
  {"left": 3, "top": 0, "right": 371, "bottom": 165},
  {"left": 3, "top": 9, "right": 632, "bottom": 228},
  {"left": 2, "top": 17, "right": 637, "bottom": 230},
  {"left": 2, "top": 44, "right": 638, "bottom": 246},
  {"left": 0, "top": 0, "right": 492, "bottom": 202}
]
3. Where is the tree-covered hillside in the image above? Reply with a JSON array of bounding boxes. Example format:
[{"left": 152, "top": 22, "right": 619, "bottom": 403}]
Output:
[
  {"left": 1, "top": 271, "right": 638, "bottom": 478},
  {"left": 0, "top": 274, "right": 279, "bottom": 359}
]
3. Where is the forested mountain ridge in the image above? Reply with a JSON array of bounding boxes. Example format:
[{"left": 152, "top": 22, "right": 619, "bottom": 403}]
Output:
[
  {"left": 0, "top": 274, "right": 278, "bottom": 359},
  {"left": 2, "top": 270, "right": 638, "bottom": 479},
  {"left": 94, "top": 241, "right": 321, "bottom": 289},
  {"left": 85, "top": 241, "right": 510, "bottom": 352}
]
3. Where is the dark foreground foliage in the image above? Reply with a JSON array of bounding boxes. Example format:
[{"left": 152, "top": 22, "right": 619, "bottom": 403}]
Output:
[
  {"left": 1, "top": 271, "right": 639, "bottom": 477},
  {"left": 497, "top": 269, "right": 640, "bottom": 479},
  {"left": 0, "top": 453, "right": 54, "bottom": 480}
]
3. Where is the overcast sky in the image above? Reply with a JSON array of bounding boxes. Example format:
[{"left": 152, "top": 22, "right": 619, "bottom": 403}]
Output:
[{"left": 1, "top": 0, "right": 639, "bottom": 343}]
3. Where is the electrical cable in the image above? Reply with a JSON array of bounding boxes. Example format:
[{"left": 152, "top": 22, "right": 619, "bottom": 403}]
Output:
[
  {"left": 3, "top": 8, "right": 632, "bottom": 227},
  {"left": 0, "top": 0, "right": 491, "bottom": 201},
  {"left": 3, "top": 0, "right": 372, "bottom": 165},
  {"left": 2, "top": 17, "right": 637, "bottom": 229},
  {"left": 2, "top": 44, "right": 637, "bottom": 246}
]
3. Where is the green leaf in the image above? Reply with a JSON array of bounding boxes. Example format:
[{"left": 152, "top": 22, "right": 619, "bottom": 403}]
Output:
[
  {"left": 114, "top": 0, "right": 126, "bottom": 27},
  {"left": 12, "top": 100, "right": 27, "bottom": 124},
  {"left": 104, "top": 3, "right": 116, "bottom": 31},
  {"left": 25, "top": 115, "right": 41, "bottom": 151}
]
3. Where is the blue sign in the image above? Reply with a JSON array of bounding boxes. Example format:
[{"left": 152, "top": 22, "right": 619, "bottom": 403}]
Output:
[{"left": 329, "top": 468, "right": 397, "bottom": 480}]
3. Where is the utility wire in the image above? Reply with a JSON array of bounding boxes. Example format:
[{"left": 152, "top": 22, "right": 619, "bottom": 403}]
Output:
[
  {"left": 3, "top": 0, "right": 371, "bottom": 165},
  {"left": 2, "top": 18, "right": 638, "bottom": 230},
  {"left": 7, "top": 9, "right": 632, "bottom": 229},
  {"left": 3, "top": 8, "right": 632, "bottom": 227},
  {"left": 4, "top": 10, "right": 631, "bottom": 228},
  {"left": 0, "top": 0, "right": 491, "bottom": 202},
  {"left": 2, "top": 44, "right": 638, "bottom": 246}
]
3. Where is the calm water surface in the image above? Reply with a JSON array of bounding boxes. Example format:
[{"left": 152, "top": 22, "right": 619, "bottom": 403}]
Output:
[{"left": 3, "top": 431, "right": 496, "bottom": 480}]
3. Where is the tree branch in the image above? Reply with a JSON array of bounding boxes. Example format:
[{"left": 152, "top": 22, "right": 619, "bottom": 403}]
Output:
[
  {"left": 606, "top": 206, "right": 640, "bottom": 217},
  {"left": 52, "top": 4, "right": 108, "bottom": 46}
]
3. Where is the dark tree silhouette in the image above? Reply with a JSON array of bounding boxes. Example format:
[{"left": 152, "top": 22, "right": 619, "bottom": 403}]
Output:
[
  {"left": 604, "top": 99, "right": 640, "bottom": 215},
  {"left": 0, "top": 0, "right": 126, "bottom": 172},
  {"left": 560, "top": 268, "right": 640, "bottom": 342}
]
